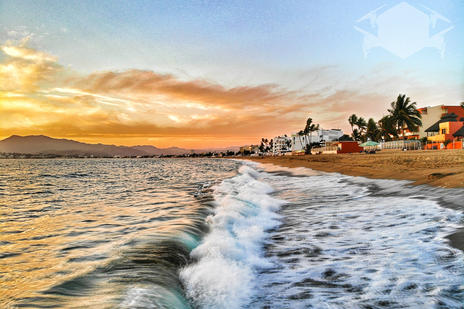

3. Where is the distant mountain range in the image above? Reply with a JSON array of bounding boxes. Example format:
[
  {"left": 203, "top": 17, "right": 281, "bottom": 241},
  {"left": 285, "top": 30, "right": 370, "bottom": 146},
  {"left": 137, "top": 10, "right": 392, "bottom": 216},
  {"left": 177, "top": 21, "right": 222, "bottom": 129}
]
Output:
[{"left": 0, "top": 135, "right": 239, "bottom": 157}]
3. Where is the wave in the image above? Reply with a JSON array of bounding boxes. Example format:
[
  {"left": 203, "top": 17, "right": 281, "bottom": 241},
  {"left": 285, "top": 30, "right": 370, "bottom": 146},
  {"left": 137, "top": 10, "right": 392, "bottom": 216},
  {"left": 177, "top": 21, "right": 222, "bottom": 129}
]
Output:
[
  {"left": 180, "top": 165, "right": 285, "bottom": 309},
  {"left": 248, "top": 167, "right": 464, "bottom": 308}
]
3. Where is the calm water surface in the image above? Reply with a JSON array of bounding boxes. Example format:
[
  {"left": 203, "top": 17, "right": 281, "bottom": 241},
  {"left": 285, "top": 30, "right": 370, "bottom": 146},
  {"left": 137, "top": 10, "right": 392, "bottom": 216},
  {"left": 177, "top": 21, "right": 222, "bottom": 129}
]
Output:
[{"left": 1, "top": 158, "right": 463, "bottom": 308}]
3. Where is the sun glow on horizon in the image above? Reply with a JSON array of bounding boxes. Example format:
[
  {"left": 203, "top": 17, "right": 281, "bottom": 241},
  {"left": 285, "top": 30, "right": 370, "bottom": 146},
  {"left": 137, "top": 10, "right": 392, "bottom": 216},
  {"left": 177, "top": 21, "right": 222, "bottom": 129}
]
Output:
[{"left": 0, "top": 1, "right": 462, "bottom": 148}]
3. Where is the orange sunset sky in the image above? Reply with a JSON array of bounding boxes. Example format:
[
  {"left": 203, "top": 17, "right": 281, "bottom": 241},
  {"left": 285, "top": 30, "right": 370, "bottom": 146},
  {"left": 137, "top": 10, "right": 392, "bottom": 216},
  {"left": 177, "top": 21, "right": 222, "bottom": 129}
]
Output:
[{"left": 0, "top": 1, "right": 462, "bottom": 148}]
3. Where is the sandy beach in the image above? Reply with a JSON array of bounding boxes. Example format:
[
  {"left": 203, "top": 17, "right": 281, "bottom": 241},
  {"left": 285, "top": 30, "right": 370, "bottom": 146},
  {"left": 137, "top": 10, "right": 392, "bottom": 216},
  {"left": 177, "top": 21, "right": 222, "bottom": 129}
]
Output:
[{"left": 243, "top": 149, "right": 464, "bottom": 188}]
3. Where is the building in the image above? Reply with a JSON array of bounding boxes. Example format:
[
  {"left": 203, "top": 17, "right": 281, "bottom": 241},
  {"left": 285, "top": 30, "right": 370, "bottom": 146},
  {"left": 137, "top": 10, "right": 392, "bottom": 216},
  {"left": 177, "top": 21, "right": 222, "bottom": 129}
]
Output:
[
  {"left": 291, "top": 129, "right": 344, "bottom": 152},
  {"left": 453, "top": 126, "right": 464, "bottom": 146},
  {"left": 337, "top": 141, "right": 364, "bottom": 153},
  {"left": 239, "top": 144, "right": 260, "bottom": 155},
  {"left": 272, "top": 135, "right": 291, "bottom": 155},
  {"left": 311, "top": 141, "right": 363, "bottom": 154},
  {"left": 416, "top": 105, "right": 464, "bottom": 138},
  {"left": 425, "top": 113, "right": 464, "bottom": 149}
]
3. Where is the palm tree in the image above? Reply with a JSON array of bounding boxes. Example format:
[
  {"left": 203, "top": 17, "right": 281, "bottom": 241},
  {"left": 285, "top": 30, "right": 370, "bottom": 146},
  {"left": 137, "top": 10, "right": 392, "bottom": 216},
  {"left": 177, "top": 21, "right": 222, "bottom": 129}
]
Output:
[
  {"left": 366, "top": 118, "right": 380, "bottom": 141},
  {"left": 356, "top": 117, "right": 367, "bottom": 133},
  {"left": 348, "top": 114, "right": 358, "bottom": 139},
  {"left": 378, "top": 115, "right": 397, "bottom": 141},
  {"left": 352, "top": 128, "right": 361, "bottom": 141},
  {"left": 356, "top": 117, "right": 367, "bottom": 141},
  {"left": 303, "top": 117, "right": 320, "bottom": 154},
  {"left": 388, "top": 94, "right": 422, "bottom": 139},
  {"left": 259, "top": 140, "right": 265, "bottom": 153},
  {"left": 297, "top": 130, "right": 305, "bottom": 150},
  {"left": 285, "top": 139, "right": 291, "bottom": 151},
  {"left": 303, "top": 117, "right": 319, "bottom": 144}
]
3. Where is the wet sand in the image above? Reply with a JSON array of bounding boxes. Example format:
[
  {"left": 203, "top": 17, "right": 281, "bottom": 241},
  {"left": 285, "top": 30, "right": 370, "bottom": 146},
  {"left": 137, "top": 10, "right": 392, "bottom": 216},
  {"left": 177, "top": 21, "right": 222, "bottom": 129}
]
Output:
[{"left": 242, "top": 149, "right": 464, "bottom": 188}]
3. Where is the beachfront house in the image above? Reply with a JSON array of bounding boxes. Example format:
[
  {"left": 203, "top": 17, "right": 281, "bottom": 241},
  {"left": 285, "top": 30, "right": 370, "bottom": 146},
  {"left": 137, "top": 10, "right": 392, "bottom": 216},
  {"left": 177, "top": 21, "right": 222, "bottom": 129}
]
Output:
[
  {"left": 410, "top": 105, "right": 464, "bottom": 138},
  {"left": 291, "top": 129, "right": 344, "bottom": 153},
  {"left": 272, "top": 135, "right": 292, "bottom": 155},
  {"left": 425, "top": 113, "right": 464, "bottom": 149}
]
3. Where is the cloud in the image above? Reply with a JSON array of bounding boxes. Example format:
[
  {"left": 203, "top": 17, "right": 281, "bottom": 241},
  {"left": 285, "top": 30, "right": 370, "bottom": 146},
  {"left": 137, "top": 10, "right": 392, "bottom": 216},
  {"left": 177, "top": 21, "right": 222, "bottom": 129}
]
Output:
[
  {"left": 2, "top": 41, "right": 446, "bottom": 148},
  {"left": 71, "top": 69, "right": 298, "bottom": 111},
  {"left": 0, "top": 42, "right": 315, "bottom": 147},
  {"left": 1, "top": 45, "right": 57, "bottom": 63},
  {"left": 0, "top": 43, "right": 61, "bottom": 92}
]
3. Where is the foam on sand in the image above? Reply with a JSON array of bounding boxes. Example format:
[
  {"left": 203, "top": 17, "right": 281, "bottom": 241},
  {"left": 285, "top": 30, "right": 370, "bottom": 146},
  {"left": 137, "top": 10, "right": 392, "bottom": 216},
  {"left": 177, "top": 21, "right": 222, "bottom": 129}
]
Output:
[{"left": 252, "top": 168, "right": 464, "bottom": 308}]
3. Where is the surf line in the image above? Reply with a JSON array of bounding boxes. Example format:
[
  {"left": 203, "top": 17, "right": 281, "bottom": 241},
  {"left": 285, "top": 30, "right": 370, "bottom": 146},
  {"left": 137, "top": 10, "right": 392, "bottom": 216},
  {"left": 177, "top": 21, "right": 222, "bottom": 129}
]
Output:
[{"left": 180, "top": 164, "right": 285, "bottom": 309}]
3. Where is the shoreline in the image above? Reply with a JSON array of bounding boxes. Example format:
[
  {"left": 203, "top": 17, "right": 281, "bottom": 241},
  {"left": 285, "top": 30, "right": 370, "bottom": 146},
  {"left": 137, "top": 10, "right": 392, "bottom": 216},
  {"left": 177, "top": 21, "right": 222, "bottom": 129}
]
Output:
[
  {"left": 238, "top": 150, "right": 464, "bottom": 252},
  {"left": 239, "top": 149, "right": 464, "bottom": 188}
]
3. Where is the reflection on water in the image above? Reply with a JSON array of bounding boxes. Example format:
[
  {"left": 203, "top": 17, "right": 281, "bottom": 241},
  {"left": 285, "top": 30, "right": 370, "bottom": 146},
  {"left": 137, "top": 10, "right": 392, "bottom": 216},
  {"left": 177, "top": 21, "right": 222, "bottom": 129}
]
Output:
[
  {"left": 2, "top": 159, "right": 463, "bottom": 308},
  {"left": 0, "top": 158, "right": 238, "bottom": 308}
]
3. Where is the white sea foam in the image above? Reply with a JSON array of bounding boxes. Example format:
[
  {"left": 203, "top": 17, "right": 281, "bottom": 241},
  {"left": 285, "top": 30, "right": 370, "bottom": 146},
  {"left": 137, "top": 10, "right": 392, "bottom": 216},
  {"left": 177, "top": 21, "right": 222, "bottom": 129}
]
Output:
[
  {"left": 180, "top": 165, "right": 285, "bottom": 309},
  {"left": 181, "top": 163, "right": 464, "bottom": 308},
  {"left": 252, "top": 169, "right": 464, "bottom": 308}
]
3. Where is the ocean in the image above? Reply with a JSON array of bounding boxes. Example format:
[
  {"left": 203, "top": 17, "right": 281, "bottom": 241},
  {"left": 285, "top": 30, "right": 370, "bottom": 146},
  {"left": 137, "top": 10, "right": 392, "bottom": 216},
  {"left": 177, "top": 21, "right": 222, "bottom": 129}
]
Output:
[{"left": 1, "top": 158, "right": 463, "bottom": 308}]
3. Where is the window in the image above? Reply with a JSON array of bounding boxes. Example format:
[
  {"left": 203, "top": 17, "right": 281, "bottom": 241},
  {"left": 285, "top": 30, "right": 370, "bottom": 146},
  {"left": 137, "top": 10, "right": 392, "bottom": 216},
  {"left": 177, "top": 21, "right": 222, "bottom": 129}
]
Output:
[{"left": 441, "top": 128, "right": 446, "bottom": 134}]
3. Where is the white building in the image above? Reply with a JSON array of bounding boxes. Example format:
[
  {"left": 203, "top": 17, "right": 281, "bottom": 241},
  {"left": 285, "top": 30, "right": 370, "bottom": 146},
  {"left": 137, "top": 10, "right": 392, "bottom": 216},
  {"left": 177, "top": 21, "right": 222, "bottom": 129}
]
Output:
[
  {"left": 291, "top": 129, "right": 344, "bottom": 152},
  {"left": 272, "top": 135, "right": 292, "bottom": 155}
]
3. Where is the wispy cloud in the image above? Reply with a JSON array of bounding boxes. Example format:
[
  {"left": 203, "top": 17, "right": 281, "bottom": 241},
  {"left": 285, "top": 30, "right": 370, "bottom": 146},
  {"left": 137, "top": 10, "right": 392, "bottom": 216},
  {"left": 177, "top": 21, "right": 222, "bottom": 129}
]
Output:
[
  {"left": 2, "top": 41, "right": 455, "bottom": 148},
  {"left": 0, "top": 42, "right": 313, "bottom": 146}
]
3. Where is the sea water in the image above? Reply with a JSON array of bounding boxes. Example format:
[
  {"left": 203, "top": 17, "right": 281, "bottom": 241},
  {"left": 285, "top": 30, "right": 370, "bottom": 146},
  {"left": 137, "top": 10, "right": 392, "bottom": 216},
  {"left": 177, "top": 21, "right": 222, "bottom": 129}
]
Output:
[{"left": 1, "top": 158, "right": 463, "bottom": 308}]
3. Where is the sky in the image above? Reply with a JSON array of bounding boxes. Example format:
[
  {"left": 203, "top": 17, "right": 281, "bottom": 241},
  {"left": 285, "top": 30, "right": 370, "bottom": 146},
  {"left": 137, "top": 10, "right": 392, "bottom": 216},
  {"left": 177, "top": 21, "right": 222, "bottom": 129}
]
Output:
[{"left": 0, "top": 0, "right": 463, "bottom": 148}]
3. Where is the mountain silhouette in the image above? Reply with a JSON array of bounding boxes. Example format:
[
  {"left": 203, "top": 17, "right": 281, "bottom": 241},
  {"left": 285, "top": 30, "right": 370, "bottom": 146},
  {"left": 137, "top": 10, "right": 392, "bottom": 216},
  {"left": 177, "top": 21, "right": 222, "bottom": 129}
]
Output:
[{"left": 0, "top": 135, "right": 238, "bottom": 156}]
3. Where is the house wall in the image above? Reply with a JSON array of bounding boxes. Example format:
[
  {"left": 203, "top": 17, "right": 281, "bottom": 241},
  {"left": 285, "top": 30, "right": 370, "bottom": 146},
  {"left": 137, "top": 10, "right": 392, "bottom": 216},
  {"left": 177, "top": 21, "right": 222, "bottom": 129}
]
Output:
[
  {"left": 291, "top": 129, "right": 344, "bottom": 151},
  {"left": 337, "top": 141, "right": 363, "bottom": 153},
  {"left": 272, "top": 136, "right": 291, "bottom": 155},
  {"left": 425, "top": 141, "right": 463, "bottom": 150},
  {"left": 427, "top": 121, "right": 464, "bottom": 142},
  {"left": 449, "top": 122, "right": 464, "bottom": 135},
  {"left": 418, "top": 105, "right": 464, "bottom": 138},
  {"left": 418, "top": 106, "right": 445, "bottom": 138},
  {"left": 428, "top": 134, "right": 452, "bottom": 143},
  {"left": 443, "top": 106, "right": 464, "bottom": 119}
]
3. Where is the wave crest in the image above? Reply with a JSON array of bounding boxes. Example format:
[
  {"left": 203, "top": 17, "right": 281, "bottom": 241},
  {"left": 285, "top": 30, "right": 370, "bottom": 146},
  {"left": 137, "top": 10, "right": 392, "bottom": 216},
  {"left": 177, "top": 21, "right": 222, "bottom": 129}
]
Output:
[{"left": 180, "top": 165, "right": 284, "bottom": 309}]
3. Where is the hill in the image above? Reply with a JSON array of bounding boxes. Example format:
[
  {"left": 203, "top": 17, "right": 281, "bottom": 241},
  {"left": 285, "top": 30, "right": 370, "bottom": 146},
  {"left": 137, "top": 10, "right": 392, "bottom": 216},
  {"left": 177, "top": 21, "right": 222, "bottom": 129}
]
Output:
[{"left": 0, "top": 135, "right": 238, "bottom": 157}]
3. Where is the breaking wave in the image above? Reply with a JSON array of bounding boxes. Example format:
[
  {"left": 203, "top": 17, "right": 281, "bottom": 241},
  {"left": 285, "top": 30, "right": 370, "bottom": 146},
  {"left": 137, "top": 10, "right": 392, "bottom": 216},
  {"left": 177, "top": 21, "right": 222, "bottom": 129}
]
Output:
[{"left": 180, "top": 165, "right": 285, "bottom": 309}]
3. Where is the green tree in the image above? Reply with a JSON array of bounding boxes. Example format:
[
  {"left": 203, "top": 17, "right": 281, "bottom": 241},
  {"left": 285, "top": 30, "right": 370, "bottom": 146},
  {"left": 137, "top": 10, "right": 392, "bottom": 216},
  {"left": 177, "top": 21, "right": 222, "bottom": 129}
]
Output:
[
  {"left": 259, "top": 141, "right": 265, "bottom": 153},
  {"left": 388, "top": 94, "right": 422, "bottom": 139},
  {"left": 348, "top": 114, "right": 358, "bottom": 139},
  {"left": 285, "top": 139, "right": 291, "bottom": 151},
  {"left": 366, "top": 118, "right": 380, "bottom": 141},
  {"left": 356, "top": 117, "right": 367, "bottom": 133},
  {"left": 303, "top": 117, "right": 320, "bottom": 151},
  {"left": 305, "top": 144, "right": 312, "bottom": 155},
  {"left": 297, "top": 130, "right": 305, "bottom": 150},
  {"left": 352, "top": 128, "right": 361, "bottom": 141},
  {"left": 354, "top": 117, "right": 367, "bottom": 141},
  {"left": 338, "top": 134, "right": 353, "bottom": 141},
  {"left": 378, "top": 115, "right": 397, "bottom": 141}
]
